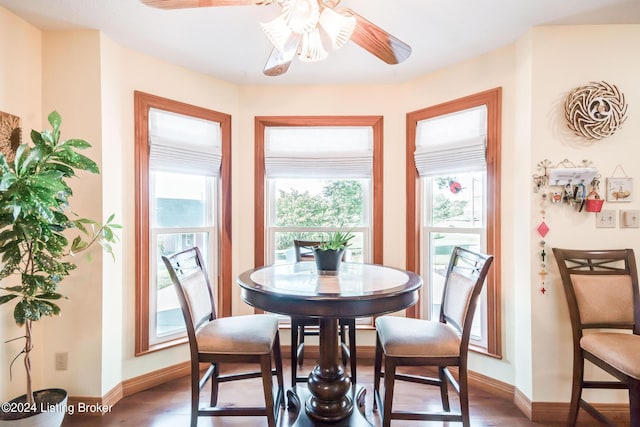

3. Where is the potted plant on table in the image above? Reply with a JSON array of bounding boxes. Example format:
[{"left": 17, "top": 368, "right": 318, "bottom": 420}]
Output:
[
  {"left": 0, "top": 111, "right": 119, "bottom": 426},
  {"left": 313, "top": 230, "right": 355, "bottom": 275}
]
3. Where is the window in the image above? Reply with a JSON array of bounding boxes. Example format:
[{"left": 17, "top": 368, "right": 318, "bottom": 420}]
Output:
[
  {"left": 264, "top": 126, "right": 373, "bottom": 264},
  {"left": 254, "top": 116, "right": 384, "bottom": 312},
  {"left": 406, "top": 88, "right": 502, "bottom": 357},
  {"left": 135, "top": 92, "right": 232, "bottom": 355}
]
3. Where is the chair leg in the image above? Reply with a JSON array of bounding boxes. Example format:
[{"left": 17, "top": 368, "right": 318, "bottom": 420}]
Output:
[
  {"left": 382, "top": 357, "right": 397, "bottom": 427},
  {"left": 567, "top": 354, "right": 584, "bottom": 427},
  {"left": 298, "top": 324, "right": 306, "bottom": 366},
  {"left": 348, "top": 319, "right": 357, "bottom": 384},
  {"left": 340, "top": 322, "right": 348, "bottom": 366},
  {"left": 459, "top": 366, "right": 470, "bottom": 427},
  {"left": 629, "top": 379, "right": 640, "bottom": 427},
  {"left": 439, "top": 366, "right": 450, "bottom": 412},
  {"left": 291, "top": 320, "right": 299, "bottom": 388},
  {"left": 191, "top": 361, "right": 201, "bottom": 427},
  {"left": 273, "top": 332, "right": 285, "bottom": 407},
  {"left": 210, "top": 362, "right": 219, "bottom": 406},
  {"left": 260, "top": 354, "right": 277, "bottom": 427},
  {"left": 373, "top": 334, "right": 383, "bottom": 410}
]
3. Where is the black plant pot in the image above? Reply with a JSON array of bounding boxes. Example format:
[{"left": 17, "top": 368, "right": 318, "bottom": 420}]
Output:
[{"left": 313, "top": 248, "right": 345, "bottom": 276}]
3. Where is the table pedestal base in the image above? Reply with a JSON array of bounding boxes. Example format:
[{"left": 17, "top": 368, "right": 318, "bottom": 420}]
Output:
[{"left": 287, "top": 385, "right": 372, "bottom": 426}]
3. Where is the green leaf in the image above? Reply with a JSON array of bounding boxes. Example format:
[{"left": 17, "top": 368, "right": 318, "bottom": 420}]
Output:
[
  {"left": 48, "top": 111, "right": 62, "bottom": 133},
  {"left": 59, "top": 138, "right": 91, "bottom": 149},
  {"left": 0, "top": 294, "right": 18, "bottom": 305},
  {"left": 35, "top": 292, "right": 63, "bottom": 300}
]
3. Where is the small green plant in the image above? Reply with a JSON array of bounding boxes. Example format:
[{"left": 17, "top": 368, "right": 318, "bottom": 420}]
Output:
[
  {"left": 0, "top": 111, "right": 120, "bottom": 406},
  {"left": 318, "top": 230, "right": 355, "bottom": 250}
]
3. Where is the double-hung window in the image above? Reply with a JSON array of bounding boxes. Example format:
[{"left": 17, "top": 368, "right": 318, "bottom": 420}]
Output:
[
  {"left": 135, "top": 92, "right": 231, "bottom": 355},
  {"left": 254, "top": 116, "right": 384, "bottom": 322},
  {"left": 407, "top": 89, "right": 502, "bottom": 357},
  {"left": 264, "top": 126, "right": 373, "bottom": 264}
]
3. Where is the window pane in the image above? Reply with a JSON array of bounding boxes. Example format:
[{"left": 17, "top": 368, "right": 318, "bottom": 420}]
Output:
[
  {"left": 155, "top": 232, "right": 210, "bottom": 337},
  {"left": 273, "top": 179, "right": 367, "bottom": 227},
  {"left": 274, "top": 231, "right": 365, "bottom": 264},
  {"left": 152, "top": 171, "right": 212, "bottom": 228},
  {"left": 427, "top": 172, "right": 485, "bottom": 228},
  {"left": 427, "top": 232, "right": 480, "bottom": 329}
]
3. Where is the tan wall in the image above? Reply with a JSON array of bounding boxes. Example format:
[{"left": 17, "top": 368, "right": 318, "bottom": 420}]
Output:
[
  {"left": 0, "top": 6, "right": 43, "bottom": 403},
  {"left": 2, "top": 3, "right": 640, "bottom": 409}
]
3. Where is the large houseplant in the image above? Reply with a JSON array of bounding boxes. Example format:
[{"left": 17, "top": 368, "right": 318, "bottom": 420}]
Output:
[
  {"left": 313, "top": 230, "right": 355, "bottom": 275},
  {"left": 0, "top": 111, "right": 119, "bottom": 425}
]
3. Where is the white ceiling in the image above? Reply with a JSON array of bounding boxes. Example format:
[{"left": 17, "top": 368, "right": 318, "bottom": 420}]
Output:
[{"left": 1, "top": 0, "right": 639, "bottom": 85}]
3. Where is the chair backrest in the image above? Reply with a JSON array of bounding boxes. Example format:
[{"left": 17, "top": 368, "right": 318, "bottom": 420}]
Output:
[
  {"left": 162, "top": 247, "right": 216, "bottom": 343},
  {"left": 440, "top": 247, "right": 494, "bottom": 346},
  {"left": 553, "top": 248, "right": 640, "bottom": 336},
  {"left": 293, "top": 239, "right": 347, "bottom": 262}
]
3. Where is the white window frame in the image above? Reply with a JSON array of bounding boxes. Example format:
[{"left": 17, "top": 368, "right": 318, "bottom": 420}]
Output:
[
  {"left": 420, "top": 174, "right": 488, "bottom": 347},
  {"left": 147, "top": 172, "right": 218, "bottom": 346}
]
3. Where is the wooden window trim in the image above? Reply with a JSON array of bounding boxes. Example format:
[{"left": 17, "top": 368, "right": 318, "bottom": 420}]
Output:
[
  {"left": 254, "top": 116, "right": 384, "bottom": 268},
  {"left": 134, "top": 91, "right": 232, "bottom": 356},
  {"left": 406, "top": 88, "right": 502, "bottom": 358}
]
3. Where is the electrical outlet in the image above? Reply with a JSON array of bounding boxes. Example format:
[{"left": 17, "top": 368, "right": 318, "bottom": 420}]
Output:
[
  {"left": 55, "top": 352, "right": 68, "bottom": 371},
  {"left": 620, "top": 210, "right": 640, "bottom": 228},
  {"left": 596, "top": 210, "right": 616, "bottom": 228}
]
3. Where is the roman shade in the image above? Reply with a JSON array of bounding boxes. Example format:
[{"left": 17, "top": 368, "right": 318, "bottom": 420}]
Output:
[{"left": 149, "top": 108, "right": 222, "bottom": 176}]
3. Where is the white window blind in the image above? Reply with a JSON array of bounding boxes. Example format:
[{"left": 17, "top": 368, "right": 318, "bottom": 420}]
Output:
[
  {"left": 265, "top": 126, "right": 373, "bottom": 178},
  {"left": 414, "top": 106, "right": 487, "bottom": 177},
  {"left": 149, "top": 108, "right": 222, "bottom": 176}
]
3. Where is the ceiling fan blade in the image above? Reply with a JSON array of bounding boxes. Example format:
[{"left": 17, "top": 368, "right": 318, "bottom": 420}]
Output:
[
  {"left": 343, "top": 8, "right": 411, "bottom": 65},
  {"left": 140, "top": 0, "right": 256, "bottom": 9},
  {"left": 263, "top": 36, "right": 300, "bottom": 76}
]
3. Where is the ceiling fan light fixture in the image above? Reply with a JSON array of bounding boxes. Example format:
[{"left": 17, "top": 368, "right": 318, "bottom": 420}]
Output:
[
  {"left": 318, "top": 7, "right": 355, "bottom": 49},
  {"left": 298, "top": 27, "right": 328, "bottom": 62},
  {"left": 261, "top": 14, "right": 293, "bottom": 52},
  {"left": 282, "top": 0, "right": 320, "bottom": 34}
]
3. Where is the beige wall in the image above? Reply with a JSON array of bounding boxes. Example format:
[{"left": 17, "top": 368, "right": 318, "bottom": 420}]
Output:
[
  {"left": 0, "top": 6, "right": 43, "bottom": 402},
  {"left": 2, "top": 4, "right": 640, "bottom": 410}
]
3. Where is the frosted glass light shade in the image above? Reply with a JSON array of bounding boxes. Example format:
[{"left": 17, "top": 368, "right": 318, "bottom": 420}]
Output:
[
  {"left": 298, "top": 27, "right": 327, "bottom": 62},
  {"left": 261, "top": 14, "right": 293, "bottom": 52},
  {"left": 319, "top": 7, "right": 355, "bottom": 49}
]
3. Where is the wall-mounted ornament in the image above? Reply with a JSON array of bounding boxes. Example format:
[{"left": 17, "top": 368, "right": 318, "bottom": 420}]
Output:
[
  {"left": 0, "top": 111, "right": 22, "bottom": 163},
  {"left": 606, "top": 164, "right": 632, "bottom": 202},
  {"left": 564, "top": 81, "right": 628, "bottom": 140}
]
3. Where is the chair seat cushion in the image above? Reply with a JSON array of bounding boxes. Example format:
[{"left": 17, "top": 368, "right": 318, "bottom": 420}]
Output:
[
  {"left": 581, "top": 332, "right": 640, "bottom": 380},
  {"left": 196, "top": 314, "right": 279, "bottom": 355},
  {"left": 376, "top": 316, "right": 460, "bottom": 358}
]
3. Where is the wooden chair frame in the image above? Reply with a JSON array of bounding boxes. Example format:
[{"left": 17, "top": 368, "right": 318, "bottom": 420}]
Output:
[
  {"left": 163, "top": 247, "right": 284, "bottom": 427},
  {"left": 373, "top": 246, "right": 493, "bottom": 427},
  {"left": 290, "top": 239, "right": 357, "bottom": 387},
  {"left": 553, "top": 248, "right": 640, "bottom": 427}
]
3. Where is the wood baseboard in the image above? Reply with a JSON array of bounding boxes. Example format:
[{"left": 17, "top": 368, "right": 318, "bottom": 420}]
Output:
[
  {"left": 68, "top": 361, "right": 190, "bottom": 417},
  {"left": 515, "top": 387, "right": 630, "bottom": 425}
]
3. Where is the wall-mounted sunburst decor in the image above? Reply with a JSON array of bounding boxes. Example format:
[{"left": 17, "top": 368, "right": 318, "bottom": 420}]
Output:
[
  {"left": 564, "top": 81, "right": 628, "bottom": 140},
  {"left": 0, "top": 111, "right": 21, "bottom": 162}
]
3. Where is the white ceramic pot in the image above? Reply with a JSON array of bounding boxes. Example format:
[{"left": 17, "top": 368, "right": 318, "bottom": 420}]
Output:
[{"left": 0, "top": 389, "right": 67, "bottom": 427}]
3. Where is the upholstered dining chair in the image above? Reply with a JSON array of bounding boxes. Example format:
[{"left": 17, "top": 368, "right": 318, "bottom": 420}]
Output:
[
  {"left": 290, "top": 239, "right": 357, "bottom": 387},
  {"left": 553, "top": 248, "right": 640, "bottom": 427},
  {"left": 373, "top": 246, "right": 493, "bottom": 427},
  {"left": 162, "top": 247, "right": 284, "bottom": 427}
]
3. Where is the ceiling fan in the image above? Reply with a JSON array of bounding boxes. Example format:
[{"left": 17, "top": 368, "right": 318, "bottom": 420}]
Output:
[{"left": 140, "top": 0, "right": 412, "bottom": 77}]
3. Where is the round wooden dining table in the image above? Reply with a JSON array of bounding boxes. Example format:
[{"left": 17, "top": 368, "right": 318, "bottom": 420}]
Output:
[{"left": 237, "top": 262, "right": 422, "bottom": 426}]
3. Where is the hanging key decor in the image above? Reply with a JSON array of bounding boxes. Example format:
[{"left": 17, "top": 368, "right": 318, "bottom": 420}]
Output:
[
  {"left": 537, "top": 193, "right": 550, "bottom": 294},
  {"left": 533, "top": 159, "right": 601, "bottom": 294}
]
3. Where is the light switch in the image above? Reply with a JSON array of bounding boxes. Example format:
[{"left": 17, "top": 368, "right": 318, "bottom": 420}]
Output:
[
  {"left": 596, "top": 210, "right": 616, "bottom": 228},
  {"left": 620, "top": 210, "right": 640, "bottom": 228}
]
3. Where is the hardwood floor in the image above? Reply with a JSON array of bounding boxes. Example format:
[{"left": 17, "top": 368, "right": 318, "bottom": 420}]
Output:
[{"left": 63, "top": 360, "right": 559, "bottom": 426}]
